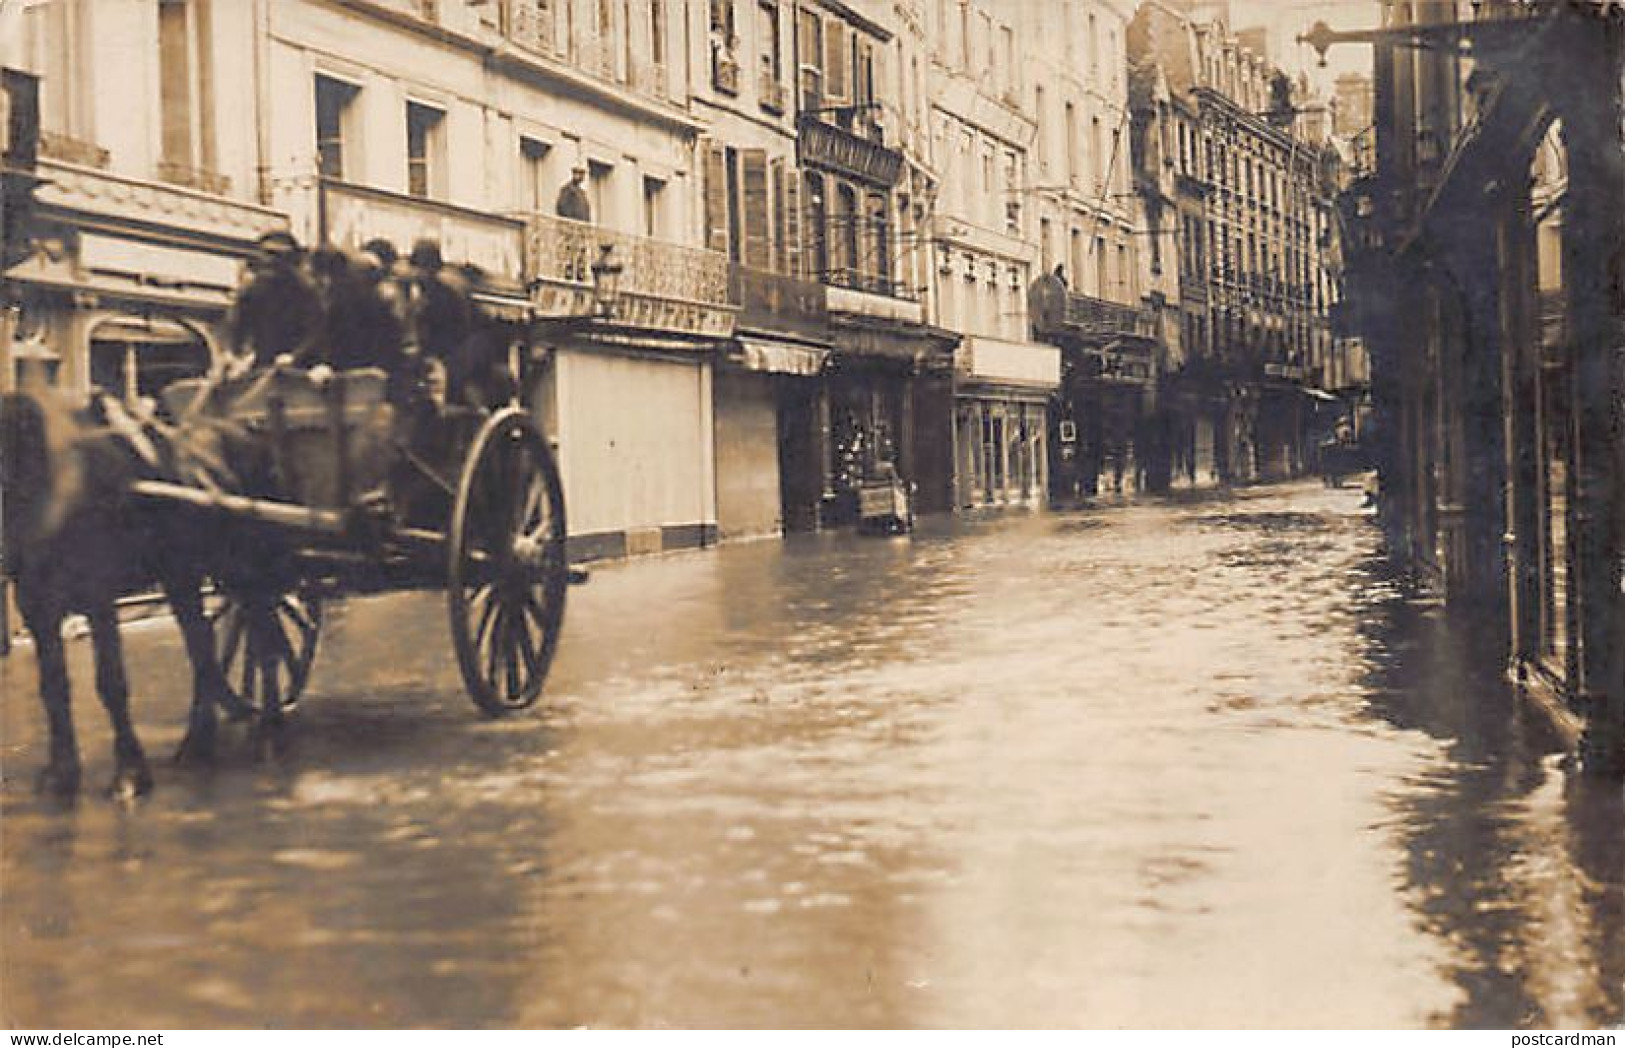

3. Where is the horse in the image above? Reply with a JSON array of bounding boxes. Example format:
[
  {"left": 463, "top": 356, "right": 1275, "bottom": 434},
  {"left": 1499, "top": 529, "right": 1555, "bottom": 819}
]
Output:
[{"left": 0, "top": 386, "right": 268, "bottom": 799}]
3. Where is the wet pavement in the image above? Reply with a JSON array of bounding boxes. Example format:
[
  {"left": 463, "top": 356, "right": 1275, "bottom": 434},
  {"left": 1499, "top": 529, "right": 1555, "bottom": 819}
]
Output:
[{"left": 1, "top": 480, "right": 1621, "bottom": 1029}]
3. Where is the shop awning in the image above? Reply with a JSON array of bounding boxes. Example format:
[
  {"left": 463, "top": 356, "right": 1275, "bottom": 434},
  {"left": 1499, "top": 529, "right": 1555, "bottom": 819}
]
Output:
[{"left": 730, "top": 336, "right": 828, "bottom": 376}]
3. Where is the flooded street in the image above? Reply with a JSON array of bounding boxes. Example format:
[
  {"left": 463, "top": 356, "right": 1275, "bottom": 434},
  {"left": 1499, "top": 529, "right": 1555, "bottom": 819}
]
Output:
[{"left": 2, "top": 480, "right": 1621, "bottom": 1029}]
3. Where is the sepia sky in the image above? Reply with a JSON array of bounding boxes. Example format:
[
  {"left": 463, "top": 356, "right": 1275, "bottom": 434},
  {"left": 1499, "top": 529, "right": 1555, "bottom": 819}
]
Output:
[{"left": 1225, "top": 0, "right": 1384, "bottom": 92}]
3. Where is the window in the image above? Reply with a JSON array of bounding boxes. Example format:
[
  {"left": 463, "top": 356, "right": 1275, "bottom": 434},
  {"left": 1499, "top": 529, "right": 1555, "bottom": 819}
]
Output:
[
  {"left": 1065, "top": 101, "right": 1078, "bottom": 187},
  {"left": 805, "top": 172, "right": 827, "bottom": 277},
  {"left": 1087, "top": 13, "right": 1098, "bottom": 78},
  {"left": 157, "top": 0, "right": 217, "bottom": 184},
  {"left": 1034, "top": 85, "right": 1047, "bottom": 171},
  {"left": 1092, "top": 116, "right": 1104, "bottom": 193},
  {"left": 797, "top": 8, "right": 822, "bottom": 109},
  {"left": 1040, "top": 217, "right": 1052, "bottom": 271},
  {"left": 588, "top": 159, "right": 614, "bottom": 226},
  {"left": 758, "top": 0, "right": 780, "bottom": 90},
  {"left": 959, "top": 3, "right": 970, "bottom": 68},
  {"left": 520, "top": 136, "right": 551, "bottom": 211},
  {"left": 651, "top": 0, "right": 667, "bottom": 68},
  {"left": 405, "top": 100, "right": 445, "bottom": 199},
  {"left": 315, "top": 74, "right": 360, "bottom": 181},
  {"left": 643, "top": 175, "right": 665, "bottom": 238},
  {"left": 836, "top": 182, "right": 858, "bottom": 278},
  {"left": 999, "top": 25, "right": 1015, "bottom": 94},
  {"left": 867, "top": 192, "right": 889, "bottom": 289}
]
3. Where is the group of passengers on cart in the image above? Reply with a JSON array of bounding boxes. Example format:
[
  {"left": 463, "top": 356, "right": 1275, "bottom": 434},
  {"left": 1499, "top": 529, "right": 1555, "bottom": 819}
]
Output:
[{"left": 225, "top": 229, "right": 511, "bottom": 416}]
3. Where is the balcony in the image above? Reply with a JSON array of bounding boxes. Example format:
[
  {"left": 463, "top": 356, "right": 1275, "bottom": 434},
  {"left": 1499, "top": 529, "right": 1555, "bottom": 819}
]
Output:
[
  {"left": 1033, "top": 291, "right": 1156, "bottom": 344},
  {"left": 730, "top": 264, "right": 827, "bottom": 341},
  {"left": 500, "top": 1, "right": 678, "bottom": 111},
  {"left": 39, "top": 130, "right": 110, "bottom": 170},
  {"left": 525, "top": 213, "right": 735, "bottom": 339},
  {"left": 797, "top": 113, "right": 904, "bottom": 188},
  {"left": 758, "top": 70, "right": 787, "bottom": 114},
  {"left": 712, "top": 48, "right": 742, "bottom": 95},
  {"left": 507, "top": 0, "right": 558, "bottom": 55}
]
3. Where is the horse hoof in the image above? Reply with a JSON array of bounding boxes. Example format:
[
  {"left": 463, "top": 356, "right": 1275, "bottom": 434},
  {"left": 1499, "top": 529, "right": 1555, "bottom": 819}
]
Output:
[
  {"left": 35, "top": 763, "right": 82, "bottom": 798},
  {"left": 107, "top": 764, "right": 155, "bottom": 802},
  {"left": 172, "top": 732, "right": 217, "bottom": 767}
]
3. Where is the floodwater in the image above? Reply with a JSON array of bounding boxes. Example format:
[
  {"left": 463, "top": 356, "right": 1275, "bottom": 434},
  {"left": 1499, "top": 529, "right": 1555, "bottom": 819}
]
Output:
[{"left": 1, "top": 481, "right": 1620, "bottom": 1029}]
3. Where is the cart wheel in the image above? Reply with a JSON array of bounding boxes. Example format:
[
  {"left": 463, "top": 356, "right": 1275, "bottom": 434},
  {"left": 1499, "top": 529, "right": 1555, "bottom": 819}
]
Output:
[
  {"left": 448, "top": 407, "right": 568, "bottom": 716},
  {"left": 211, "top": 588, "right": 323, "bottom": 715}
]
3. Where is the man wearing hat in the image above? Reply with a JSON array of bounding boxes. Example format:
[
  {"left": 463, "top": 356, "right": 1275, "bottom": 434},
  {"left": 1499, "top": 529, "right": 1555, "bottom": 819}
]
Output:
[
  {"left": 228, "top": 230, "right": 323, "bottom": 371},
  {"left": 556, "top": 164, "right": 592, "bottom": 223}
]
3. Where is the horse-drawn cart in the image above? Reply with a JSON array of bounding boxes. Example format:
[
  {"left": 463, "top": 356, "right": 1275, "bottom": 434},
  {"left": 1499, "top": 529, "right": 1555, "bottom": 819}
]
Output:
[{"left": 138, "top": 362, "right": 573, "bottom": 719}]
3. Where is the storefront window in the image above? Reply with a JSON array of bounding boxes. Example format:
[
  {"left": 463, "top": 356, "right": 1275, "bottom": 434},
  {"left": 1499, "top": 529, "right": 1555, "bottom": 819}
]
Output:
[{"left": 88, "top": 316, "right": 212, "bottom": 405}]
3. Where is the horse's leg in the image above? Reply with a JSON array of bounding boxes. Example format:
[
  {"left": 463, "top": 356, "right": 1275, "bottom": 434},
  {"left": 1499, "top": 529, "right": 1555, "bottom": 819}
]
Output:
[
  {"left": 166, "top": 578, "right": 240, "bottom": 765},
  {"left": 248, "top": 592, "right": 289, "bottom": 757},
  {"left": 26, "top": 614, "right": 81, "bottom": 798},
  {"left": 85, "top": 606, "right": 154, "bottom": 799}
]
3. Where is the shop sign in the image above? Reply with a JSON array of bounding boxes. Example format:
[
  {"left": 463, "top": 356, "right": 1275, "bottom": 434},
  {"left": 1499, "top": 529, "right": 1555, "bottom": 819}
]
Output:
[{"left": 323, "top": 182, "right": 523, "bottom": 281}]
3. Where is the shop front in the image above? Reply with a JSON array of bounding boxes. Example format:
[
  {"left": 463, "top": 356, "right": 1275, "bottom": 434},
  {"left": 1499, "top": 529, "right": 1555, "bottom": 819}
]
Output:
[
  {"left": 2, "top": 155, "right": 286, "bottom": 397},
  {"left": 524, "top": 212, "right": 736, "bottom": 562},
  {"left": 819, "top": 297, "right": 957, "bottom": 528},
  {"left": 954, "top": 335, "right": 1059, "bottom": 508}
]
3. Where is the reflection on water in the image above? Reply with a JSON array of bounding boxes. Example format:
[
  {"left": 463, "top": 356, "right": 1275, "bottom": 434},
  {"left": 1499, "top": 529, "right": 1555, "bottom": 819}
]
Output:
[{"left": 0, "top": 482, "right": 1619, "bottom": 1028}]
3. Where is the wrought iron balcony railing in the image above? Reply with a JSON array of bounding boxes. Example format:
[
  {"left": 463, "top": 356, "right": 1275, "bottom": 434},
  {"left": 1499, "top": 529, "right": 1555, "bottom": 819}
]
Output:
[
  {"left": 525, "top": 214, "right": 735, "bottom": 337},
  {"left": 1056, "top": 292, "right": 1154, "bottom": 340},
  {"left": 39, "top": 130, "right": 110, "bottom": 170},
  {"left": 821, "top": 266, "right": 917, "bottom": 302},
  {"left": 502, "top": 1, "right": 673, "bottom": 107},
  {"left": 797, "top": 113, "right": 904, "bottom": 188}
]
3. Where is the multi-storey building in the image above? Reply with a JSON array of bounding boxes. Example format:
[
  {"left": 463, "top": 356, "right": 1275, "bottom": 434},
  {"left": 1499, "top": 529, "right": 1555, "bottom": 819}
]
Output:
[
  {"left": 1019, "top": 0, "right": 1152, "bottom": 501},
  {"left": 923, "top": 0, "right": 1059, "bottom": 508},
  {"left": 1342, "top": 0, "right": 1624, "bottom": 773},
  {"left": 1128, "top": 0, "right": 1337, "bottom": 487}
]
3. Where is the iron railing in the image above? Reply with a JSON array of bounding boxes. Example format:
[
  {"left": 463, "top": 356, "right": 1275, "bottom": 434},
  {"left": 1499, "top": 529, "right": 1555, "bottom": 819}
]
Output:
[{"left": 525, "top": 213, "right": 731, "bottom": 307}]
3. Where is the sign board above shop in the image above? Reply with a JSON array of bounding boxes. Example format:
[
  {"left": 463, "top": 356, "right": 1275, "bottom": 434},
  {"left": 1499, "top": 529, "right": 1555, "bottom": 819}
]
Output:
[{"left": 321, "top": 180, "right": 524, "bottom": 283}]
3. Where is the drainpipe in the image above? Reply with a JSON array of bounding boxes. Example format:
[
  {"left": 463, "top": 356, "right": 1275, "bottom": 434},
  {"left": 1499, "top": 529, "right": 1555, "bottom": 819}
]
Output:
[{"left": 253, "top": 0, "right": 273, "bottom": 208}]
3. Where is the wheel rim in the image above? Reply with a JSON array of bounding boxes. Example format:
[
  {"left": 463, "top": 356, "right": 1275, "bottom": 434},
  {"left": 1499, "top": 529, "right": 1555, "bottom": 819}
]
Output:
[
  {"left": 449, "top": 410, "right": 567, "bottom": 715},
  {"left": 213, "top": 589, "right": 322, "bottom": 713}
]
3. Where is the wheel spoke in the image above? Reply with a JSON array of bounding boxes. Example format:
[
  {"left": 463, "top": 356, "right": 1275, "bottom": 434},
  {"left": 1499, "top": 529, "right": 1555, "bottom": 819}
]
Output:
[
  {"left": 515, "top": 605, "right": 542, "bottom": 675},
  {"left": 483, "top": 605, "right": 506, "bottom": 688},
  {"left": 282, "top": 597, "right": 317, "bottom": 640},
  {"left": 472, "top": 583, "right": 500, "bottom": 654},
  {"left": 503, "top": 615, "right": 521, "bottom": 701}
]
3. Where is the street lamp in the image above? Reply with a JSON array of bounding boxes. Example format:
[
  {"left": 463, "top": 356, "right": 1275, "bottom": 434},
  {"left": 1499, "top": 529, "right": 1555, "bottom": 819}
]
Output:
[
  {"left": 1296, "top": 10, "right": 1546, "bottom": 68},
  {"left": 589, "top": 243, "right": 623, "bottom": 319}
]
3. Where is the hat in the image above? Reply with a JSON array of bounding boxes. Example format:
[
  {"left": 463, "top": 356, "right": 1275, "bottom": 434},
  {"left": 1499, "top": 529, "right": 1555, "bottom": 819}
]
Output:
[
  {"left": 255, "top": 230, "right": 301, "bottom": 256},
  {"left": 408, "top": 238, "right": 444, "bottom": 271}
]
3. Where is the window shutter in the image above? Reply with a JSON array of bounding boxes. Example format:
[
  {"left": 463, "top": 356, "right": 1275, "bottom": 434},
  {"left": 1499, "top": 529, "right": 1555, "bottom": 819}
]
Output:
[
  {"left": 771, "top": 156, "right": 787, "bottom": 273},
  {"left": 704, "top": 140, "right": 729, "bottom": 254},
  {"left": 742, "top": 148, "right": 770, "bottom": 269},
  {"left": 824, "top": 20, "right": 849, "bottom": 102},
  {"left": 784, "top": 168, "right": 802, "bottom": 277}
]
